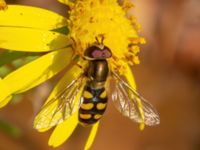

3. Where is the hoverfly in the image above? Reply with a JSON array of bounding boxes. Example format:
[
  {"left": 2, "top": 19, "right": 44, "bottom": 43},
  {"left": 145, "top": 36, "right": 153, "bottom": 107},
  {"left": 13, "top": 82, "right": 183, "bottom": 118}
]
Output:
[{"left": 34, "top": 38, "right": 160, "bottom": 129}]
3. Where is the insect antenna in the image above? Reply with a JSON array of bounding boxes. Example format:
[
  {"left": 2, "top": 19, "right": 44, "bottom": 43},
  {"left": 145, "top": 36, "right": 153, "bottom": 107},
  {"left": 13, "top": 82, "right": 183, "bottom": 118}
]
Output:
[
  {"left": 95, "top": 34, "right": 105, "bottom": 50},
  {"left": 100, "top": 35, "right": 105, "bottom": 45},
  {"left": 95, "top": 36, "right": 101, "bottom": 44}
]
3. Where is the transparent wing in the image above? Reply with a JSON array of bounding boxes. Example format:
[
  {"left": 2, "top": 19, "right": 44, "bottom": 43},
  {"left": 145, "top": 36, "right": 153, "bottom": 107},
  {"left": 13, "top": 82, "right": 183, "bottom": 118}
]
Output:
[
  {"left": 111, "top": 72, "right": 160, "bottom": 126},
  {"left": 34, "top": 75, "right": 86, "bottom": 130}
]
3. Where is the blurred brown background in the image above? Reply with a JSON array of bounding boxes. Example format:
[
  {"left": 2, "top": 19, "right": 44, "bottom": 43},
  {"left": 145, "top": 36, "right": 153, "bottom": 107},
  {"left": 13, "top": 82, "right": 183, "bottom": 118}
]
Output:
[{"left": 0, "top": 0, "right": 200, "bottom": 150}]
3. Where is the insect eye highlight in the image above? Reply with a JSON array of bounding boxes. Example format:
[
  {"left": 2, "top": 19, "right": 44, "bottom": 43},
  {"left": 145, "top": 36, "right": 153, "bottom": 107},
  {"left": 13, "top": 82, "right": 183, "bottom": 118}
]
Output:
[
  {"left": 92, "top": 50, "right": 102, "bottom": 58},
  {"left": 102, "top": 50, "right": 112, "bottom": 58}
]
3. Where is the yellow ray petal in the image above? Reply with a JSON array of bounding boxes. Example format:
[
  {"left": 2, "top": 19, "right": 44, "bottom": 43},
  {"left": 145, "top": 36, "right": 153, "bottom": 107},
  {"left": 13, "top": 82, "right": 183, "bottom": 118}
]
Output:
[
  {"left": 0, "top": 77, "right": 12, "bottom": 108},
  {"left": 0, "top": 0, "right": 7, "bottom": 10},
  {"left": 48, "top": 112, "right": 78, "bottom": 147},
  {"left": 45, "top": 60, "right": 85, "bottom": 105},
  {"left": 34, "top": 61, "right": 86, "bottom": 131},
  {"left": 84, "top": 122, "right": 100, "bottom": 150},
  {"left": 0, "top": 27, "right": 70, "bottom": 52},
  {"left": 0, "top": 48, "right": 73, "bottom": 106},
  {"left": 0, "top": 5, "right": 67, "bottom": 30},
  {"left": 0, "top": 96, "right": 12, "bottom": 108},
  {"left": 37, "top": 127, "right": 51, "bottom": 133},
  {"left": 124, "top": 63, "right": 136, "bottom": 89},
  {"left": 124, "top": 63, "right": 145, "bottom": 130},
  {"left": 6, "top": 48, "right": 74, "bottom": 94}
]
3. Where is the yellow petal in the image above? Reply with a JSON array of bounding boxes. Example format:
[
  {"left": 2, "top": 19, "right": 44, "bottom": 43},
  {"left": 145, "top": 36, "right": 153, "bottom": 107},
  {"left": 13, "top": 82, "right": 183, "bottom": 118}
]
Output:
[
  {"left": 0, "top": 27, "right": 70, "bottom": 52},
  {"left": 48, "top": 112, "right": 78, "bottom": 147},
  {"left": 34, "top": 61, "right": 86, "bottom": 131},
  {"left": 124, "top": 63, "right": 136, "bottom": 89},
  {"left": 0, "top": 96, "right": 12, "bottom": 108},
  {"left": 0, "top": 77, "right": 12, "bottom": 108},
  {"left": 44, "top": 60, "right": 85, "bottom": 105},
  {"left": 0, "top": 5, "right": 67, "bottom": 30},
  {"left": 84, "top": 122, "right": 99, "bottom": 150},
  {"left": 1, "top": 48, "right": 73, "bottom": 102},
  {"left": 124, "top": 63, "right": 145, "bottom": 130},
  {"left": 37, "top": 127, "right": 51, "bottom": 133},
  {"left": 0, "top": 0, "right": 7, "bottom": 10}
]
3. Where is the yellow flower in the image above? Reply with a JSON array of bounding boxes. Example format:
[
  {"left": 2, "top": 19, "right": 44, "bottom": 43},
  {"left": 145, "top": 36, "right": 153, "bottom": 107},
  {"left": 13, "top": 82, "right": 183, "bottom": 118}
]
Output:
[
  {"left": 0, "top": 0, "right": 148, "bottom": 149},
  {"left": 66, "top": 0, "right": 144, "bottom": 73}
]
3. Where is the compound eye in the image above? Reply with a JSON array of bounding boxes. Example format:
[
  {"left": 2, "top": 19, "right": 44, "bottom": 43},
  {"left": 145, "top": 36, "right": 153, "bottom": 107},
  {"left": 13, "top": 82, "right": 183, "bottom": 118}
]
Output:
[
  {"left": 102, "top": 49, "right": 112, "bottom": 58},
  {"left": 92, "top": 50, "right": 102, "bottom": 58}
]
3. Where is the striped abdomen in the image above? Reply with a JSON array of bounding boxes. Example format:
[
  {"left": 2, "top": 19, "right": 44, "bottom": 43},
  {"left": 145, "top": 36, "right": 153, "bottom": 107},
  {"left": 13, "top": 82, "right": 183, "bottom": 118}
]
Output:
[
  {"left": 78, "top": 85, "right": 107, "bottom": 126},
  {"left": 79, "top": 59, "right": 109, "bottom": 126}
]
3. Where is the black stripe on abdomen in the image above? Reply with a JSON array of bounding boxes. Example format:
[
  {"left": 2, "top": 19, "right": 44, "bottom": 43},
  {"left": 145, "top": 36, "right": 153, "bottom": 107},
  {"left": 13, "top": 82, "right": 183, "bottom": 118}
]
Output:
[{"left": 78, "top": 86, "right": 107, "bottom": 126}]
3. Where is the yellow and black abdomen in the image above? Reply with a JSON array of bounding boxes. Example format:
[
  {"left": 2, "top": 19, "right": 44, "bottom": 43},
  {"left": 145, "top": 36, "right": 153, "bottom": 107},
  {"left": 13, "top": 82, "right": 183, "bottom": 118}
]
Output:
[
  {"left": 78, "top": 59, "right": 109, "bottom": 126},
  {"left": 78, "top": 85, "right": 107, "bottom": 126}
]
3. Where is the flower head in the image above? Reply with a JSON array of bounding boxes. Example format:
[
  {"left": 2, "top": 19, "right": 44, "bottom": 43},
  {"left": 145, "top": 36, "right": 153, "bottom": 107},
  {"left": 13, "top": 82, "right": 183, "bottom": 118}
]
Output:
[
  {"left": 67, "top": 0, "right": 144, "bottom": 73},
  {"left": 0, "top": 0, "right": 149, "bottom": 149}
]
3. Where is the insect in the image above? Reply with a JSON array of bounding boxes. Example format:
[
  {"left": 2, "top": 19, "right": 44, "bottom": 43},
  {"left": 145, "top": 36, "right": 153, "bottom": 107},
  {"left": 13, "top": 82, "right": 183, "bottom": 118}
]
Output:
[{"left": 34, "top": 38, "right": 160, "bottom": 129}]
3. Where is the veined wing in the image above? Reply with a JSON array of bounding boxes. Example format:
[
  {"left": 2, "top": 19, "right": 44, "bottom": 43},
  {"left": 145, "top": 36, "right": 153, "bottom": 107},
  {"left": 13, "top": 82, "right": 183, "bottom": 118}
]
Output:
[
  {"left": 111, "top": 71, "right": 160, "bottom": 126},
  {"left": 34, "top": 74, "right": 86, "bottom": 130}
]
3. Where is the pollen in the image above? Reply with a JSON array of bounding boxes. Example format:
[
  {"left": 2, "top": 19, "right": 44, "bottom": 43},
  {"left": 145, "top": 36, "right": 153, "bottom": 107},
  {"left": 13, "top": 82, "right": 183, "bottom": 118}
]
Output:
[
  {"left": 65, "top": 0, "right": 145, "bottom": 73},
  {"left": 0, "top": 0, "right": 7, "bottom": 10}
]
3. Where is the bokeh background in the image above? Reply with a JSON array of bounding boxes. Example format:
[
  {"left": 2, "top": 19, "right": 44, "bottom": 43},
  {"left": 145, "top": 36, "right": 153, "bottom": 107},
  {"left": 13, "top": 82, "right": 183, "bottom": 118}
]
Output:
[{"left": 0, "top": 0, "right": 200, "bottom": 150}]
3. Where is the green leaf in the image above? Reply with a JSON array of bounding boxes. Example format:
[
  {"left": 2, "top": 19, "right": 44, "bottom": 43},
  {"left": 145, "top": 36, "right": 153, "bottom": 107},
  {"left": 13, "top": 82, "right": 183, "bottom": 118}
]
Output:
[
  {"left": 52, "top": 26, "right": 69, "bottom": 35},
  {"left": 0, "top": 66, "right": 11, "bottom": 77},
  {"left": 0, "top": 51, "right": 40, "bottom": 67},
  {"left": 10, "top": 94, "right": 23, "bottom": 105},
  {"left": 0, "top": 119, "right": 22, "bottom": 138}
]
